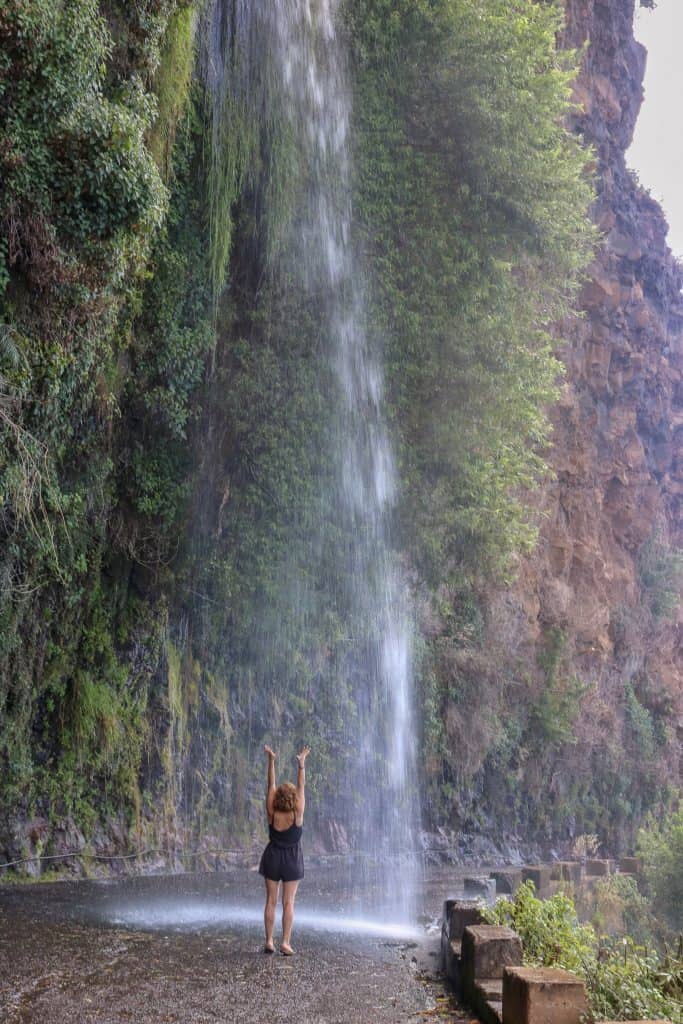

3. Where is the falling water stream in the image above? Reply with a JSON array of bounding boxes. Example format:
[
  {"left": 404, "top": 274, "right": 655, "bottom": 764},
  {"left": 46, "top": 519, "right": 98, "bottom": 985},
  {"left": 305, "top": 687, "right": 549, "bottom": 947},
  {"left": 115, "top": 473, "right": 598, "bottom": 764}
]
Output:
[{"left": 202, "top": 0, "right": 418, "bottom": 920}]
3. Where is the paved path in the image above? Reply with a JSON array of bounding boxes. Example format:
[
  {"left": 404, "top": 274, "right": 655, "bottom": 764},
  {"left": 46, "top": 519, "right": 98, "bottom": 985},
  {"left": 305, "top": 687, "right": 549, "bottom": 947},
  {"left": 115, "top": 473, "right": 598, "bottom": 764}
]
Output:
[{"left": 0, "top": 873, "right": 467, "bottom": 1024}]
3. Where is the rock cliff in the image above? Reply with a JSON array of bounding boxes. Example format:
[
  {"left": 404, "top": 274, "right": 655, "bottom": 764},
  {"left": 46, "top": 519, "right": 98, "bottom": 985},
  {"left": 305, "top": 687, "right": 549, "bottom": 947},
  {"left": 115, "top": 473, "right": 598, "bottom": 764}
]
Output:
[{"left": 494, "top": 0, "right": 681, "bottom": 836}]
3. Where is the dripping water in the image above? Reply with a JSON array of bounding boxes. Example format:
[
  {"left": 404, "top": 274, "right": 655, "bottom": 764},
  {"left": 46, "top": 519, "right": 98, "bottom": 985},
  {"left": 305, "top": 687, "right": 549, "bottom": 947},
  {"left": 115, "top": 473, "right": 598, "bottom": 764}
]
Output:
[{"left": 201, "top": 0, "right": 418, "bottom": 920}]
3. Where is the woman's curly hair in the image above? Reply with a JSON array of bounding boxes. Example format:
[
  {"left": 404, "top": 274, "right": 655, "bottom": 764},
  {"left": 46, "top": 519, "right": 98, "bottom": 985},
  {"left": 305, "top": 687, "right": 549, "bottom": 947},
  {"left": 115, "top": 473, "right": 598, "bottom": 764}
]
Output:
[{"left": 273, "top": 782, "right": 297, "bottom": 813}]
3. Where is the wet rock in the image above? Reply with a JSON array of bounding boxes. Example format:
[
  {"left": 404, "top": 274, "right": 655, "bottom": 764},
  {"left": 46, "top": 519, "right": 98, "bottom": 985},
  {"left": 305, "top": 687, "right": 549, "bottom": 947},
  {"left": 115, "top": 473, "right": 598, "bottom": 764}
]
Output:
[
  {"left": 321, "top": 819, "right": 350, "bottom": 855},
  {"left": 464, "top": 876, "right": 496, "bottom": 900},
  {"left": 491, "top": 870, "right": 523, "bottom": 895}
]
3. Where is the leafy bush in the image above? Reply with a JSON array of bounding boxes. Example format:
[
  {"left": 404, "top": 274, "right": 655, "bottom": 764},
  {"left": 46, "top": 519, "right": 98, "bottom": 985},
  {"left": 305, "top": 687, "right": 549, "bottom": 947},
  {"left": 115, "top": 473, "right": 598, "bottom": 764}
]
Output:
[
  {"left": 586, "top": 874, "right": 655, "bottom": 945},
  {"left": 638, "top": 808, "right": 683, "bottom": 935},
  {"left": 350, "top": 0, "right": 596, "bottom": 580},
  {"left": 0, "top": 1, "right": 166, "bottom": 246},
  {"left": 585, "top": 939, "right": 683, "bottom": 1023},
  {"left": 484, "top": 881, "right": 595, "bottom": 971},
  {"left": 485, "top": 882, "right": 683, "bottom": 1022},
  {"left": 485, "top": 884, "right": 683, "bottom": 1019},
  {"left": 639, "top": 534, "right": 683, "bottom": 621}
]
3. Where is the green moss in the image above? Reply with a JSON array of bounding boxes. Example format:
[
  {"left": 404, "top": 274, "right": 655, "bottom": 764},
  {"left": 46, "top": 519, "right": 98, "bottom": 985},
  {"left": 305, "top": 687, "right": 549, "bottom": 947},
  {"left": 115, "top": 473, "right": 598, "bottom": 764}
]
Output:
[{"left": 149, "top": 6, "right": 198, "bottom": 179}]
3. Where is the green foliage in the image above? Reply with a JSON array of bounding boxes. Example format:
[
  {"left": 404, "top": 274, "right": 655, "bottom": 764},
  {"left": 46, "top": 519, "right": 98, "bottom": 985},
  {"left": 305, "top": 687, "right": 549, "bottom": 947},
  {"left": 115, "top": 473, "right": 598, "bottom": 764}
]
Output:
[
  {"left": 201, "top": 45, "right": 299, "bottom": 300},
  {"left": 343, "top": 0, "right": 598, "bottom": 838},
  {"left": 639, "top": 533, "right": 683, "bottom": 621},
  {"left": 584, "top": 940, "right": 683, "bottom": 1024},
  {"left": 148, "top": 6, "right": 197, "bottom": 178},
  {"left": 531, "top": 628, "right": 588, "bottom": 748},
  {"left": 349, "top": 0, "right": 596, "bottom": 581},
  {"left": 118, "top": 84, "right": 214, "bottom": 559},
  {"left": 588, "top": 874, "right": 655, "bottom": 945},
  {"left": 485, "top": 881, "right": 596, "bottom": 971},
  {"left": 0, "top": 0, "right": 201, "bottom": 839},
  {"left": 0, "top": 0, "right": 166, "bottom": 244},
  {"left": 486, "top": 883, "right": 683, "bottom": 1022},
  {"left": 624, "top": 682, "right": 658, "bottom": 762},
  {"left": 637, "top": 808, "right": 683, "bottom": 935}
]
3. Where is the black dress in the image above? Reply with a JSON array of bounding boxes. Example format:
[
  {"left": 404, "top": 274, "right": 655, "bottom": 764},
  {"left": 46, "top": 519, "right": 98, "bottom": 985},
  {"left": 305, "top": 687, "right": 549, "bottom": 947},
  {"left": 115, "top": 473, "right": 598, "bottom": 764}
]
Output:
[{"left": 259, "top": 818, "right": 304, "bottom": 882}]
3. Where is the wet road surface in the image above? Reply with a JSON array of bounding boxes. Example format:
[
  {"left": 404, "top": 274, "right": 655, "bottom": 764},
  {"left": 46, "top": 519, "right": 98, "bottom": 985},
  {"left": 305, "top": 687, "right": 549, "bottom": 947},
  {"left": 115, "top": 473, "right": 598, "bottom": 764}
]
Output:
[{"left": 0, "top": 868, "right": 470, "bottom": 1023}]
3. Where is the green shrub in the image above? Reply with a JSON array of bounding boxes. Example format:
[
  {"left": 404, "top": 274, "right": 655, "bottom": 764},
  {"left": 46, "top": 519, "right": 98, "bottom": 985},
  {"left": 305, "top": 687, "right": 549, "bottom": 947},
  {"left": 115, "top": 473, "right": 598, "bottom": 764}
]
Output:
[
  {"left": 637, "top": 808, "right": 683, "bottom": 935},
  {"left": 588, "top": 874, "right": 655, "bottom": 945},
  {"left": 531, "top": 628, "right": 588, "bottom": 748},
  {"left": 639, "top": 534, "right": 683, "bottom": 621},
  {"left": 484, "top": 881, "right": 595, "bottom": 971},
  {"left": 350, "top": 0, "right": 596, "bottom": 580},
  {"left": 485, "top": 882, "right": 683, "bottom": 1022},
  {"left": 0, "top": 0, "right": 166, "bottom": 244}
]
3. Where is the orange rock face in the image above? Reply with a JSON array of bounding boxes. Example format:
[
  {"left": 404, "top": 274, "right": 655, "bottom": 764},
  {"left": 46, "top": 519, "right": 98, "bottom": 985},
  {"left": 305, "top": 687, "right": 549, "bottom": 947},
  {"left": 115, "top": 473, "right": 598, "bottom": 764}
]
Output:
[{"left": 490, "top": 0, "right": 681, "bottom": 831}]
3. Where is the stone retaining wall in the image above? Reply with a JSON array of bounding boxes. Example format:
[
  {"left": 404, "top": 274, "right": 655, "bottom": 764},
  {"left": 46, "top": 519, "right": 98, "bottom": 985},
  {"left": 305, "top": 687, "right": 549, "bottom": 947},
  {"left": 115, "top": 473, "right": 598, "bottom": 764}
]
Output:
[{"left": 440, "top": 898, "right": 669, "bottom": 1024}]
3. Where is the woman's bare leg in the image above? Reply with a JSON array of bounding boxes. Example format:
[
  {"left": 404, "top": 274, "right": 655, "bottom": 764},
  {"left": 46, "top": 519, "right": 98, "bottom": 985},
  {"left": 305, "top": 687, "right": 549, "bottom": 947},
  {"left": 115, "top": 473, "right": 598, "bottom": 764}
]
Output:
[
  {"left": 281, "top": 880, "right": 300, "bottom": 953},
  {"left": 264, "top": 879, "right": 279, "bottom": 950}
]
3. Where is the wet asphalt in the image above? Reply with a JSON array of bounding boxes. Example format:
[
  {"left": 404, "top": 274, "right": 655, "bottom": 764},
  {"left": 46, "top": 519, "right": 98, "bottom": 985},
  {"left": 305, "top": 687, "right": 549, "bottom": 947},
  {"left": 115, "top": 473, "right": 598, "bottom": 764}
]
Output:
[{"left": 0, "top": 867, "right": 470, "bottom": 1023}]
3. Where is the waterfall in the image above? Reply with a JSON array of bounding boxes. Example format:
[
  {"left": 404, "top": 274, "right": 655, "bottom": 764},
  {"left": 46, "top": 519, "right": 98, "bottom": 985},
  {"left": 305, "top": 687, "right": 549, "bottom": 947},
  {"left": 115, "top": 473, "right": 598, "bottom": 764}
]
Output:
[{"left": 202, "top": 0, "right": 418, "bottom": 920}]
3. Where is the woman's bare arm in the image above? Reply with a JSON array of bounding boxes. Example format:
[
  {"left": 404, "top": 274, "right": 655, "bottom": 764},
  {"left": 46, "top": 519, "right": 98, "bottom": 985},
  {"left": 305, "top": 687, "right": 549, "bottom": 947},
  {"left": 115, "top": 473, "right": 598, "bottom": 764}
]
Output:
[
  {"left": 295, "top": 746, "right": 310, "bottom": 824},
  {"left": 264, "top": 745, "right": 277, "bottom": 821}
]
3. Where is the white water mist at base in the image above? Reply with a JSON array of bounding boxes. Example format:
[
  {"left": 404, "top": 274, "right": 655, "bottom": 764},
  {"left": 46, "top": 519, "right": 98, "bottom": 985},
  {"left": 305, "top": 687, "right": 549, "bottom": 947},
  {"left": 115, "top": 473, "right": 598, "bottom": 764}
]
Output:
[{"left": 106, "top": 900, "right": 420, "bottom": 940}]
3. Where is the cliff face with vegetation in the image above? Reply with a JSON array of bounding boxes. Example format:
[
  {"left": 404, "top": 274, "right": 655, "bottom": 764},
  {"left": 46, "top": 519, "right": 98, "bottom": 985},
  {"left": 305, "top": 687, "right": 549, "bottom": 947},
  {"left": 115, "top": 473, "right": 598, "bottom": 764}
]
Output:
[
  {"left": 423, "top": 0, "right": 681, "bottom": 848},
  {"left": 488, "top": 0, "right": 682, "bottom": 840},
  {"left": 0, "top": 0, "right": 679, "bottom": 870}
]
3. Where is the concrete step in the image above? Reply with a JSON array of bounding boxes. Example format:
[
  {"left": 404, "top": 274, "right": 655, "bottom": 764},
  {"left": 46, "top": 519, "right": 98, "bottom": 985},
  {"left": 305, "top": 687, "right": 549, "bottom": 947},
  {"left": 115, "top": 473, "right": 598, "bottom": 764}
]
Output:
[
  {"left": 503, "top": 965, "right": 588, "bottom": 1024},
  {"left": 475, "top": 977, "right": 503, "bottom": 1001},
  {"left": 488, "top": 1000, "right": 503, "bottom": 1024},
  {"left": 462, "top": 925, "right": 523, "bottom": 989}
]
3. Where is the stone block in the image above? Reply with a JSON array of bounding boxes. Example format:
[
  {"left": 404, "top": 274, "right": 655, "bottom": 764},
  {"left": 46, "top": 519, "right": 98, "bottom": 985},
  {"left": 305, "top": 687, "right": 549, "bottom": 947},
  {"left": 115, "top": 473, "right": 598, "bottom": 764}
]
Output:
[
  {"left": 476, "top": 978, "right": 504, "bottom": 1002},
  {"left": 442, "top": 897, "right": 461, "bottom": 934},
  {"left": 448, "top": 900, "right": 486, "bottom": 941},
  {"left": 465, "top": 876, "right": 496, "bottom": 900},
  {"left": 549, "top": 861, "right": 582, "bottom": 886},
  {"left": 585, "top": 859, "right": 610, "bottom": 877},
  {"left": 440, "top": 918, "right": 450, "bottom": 972},
  {"left": 491, "top": 870, "right": 523, "bottom": 895},
  {"left": 619, "top": 857, "right": 642, "bottom": 875},
  {"left": 462, "top": 926, "right": 523, "bottom": 993},
  {"left": 521, "top": 866, "right": 551, "bottom": 893},
  {"left": 443, "top": 937, "right": 462, "bottom": 987},
  {"left": 503, "top": 966, "right": 588, "bottom": 1024},
  {"left": 474, "top": 979, "right": 504, "bottom": 1024},
  {"left": 561, "top": 861, "right": 582, "bottom": 886}
]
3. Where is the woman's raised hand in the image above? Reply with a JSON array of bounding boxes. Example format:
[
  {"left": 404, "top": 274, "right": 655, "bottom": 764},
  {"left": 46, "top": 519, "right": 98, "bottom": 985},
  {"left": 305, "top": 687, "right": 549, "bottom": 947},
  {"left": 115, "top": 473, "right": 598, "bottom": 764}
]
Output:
[
  {"left": 296, "top": 745, "right": 311, "bottom": 767},
  {"left": 264, "top": 745, "right": 277, "bottom": 759}
]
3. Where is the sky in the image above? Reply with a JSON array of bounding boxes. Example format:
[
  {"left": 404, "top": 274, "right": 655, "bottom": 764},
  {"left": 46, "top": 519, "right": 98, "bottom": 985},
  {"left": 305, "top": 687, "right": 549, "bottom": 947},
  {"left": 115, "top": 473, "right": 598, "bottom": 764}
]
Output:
[{"left": 628, "top": 2, "right": 683, "bottom": 260}]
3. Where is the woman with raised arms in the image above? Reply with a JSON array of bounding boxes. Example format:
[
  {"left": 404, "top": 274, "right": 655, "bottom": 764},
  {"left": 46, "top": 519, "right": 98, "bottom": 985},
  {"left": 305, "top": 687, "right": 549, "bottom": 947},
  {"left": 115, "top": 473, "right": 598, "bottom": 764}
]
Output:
[{"left": 259, "top": 743, "right": 310, "bottom": 955}]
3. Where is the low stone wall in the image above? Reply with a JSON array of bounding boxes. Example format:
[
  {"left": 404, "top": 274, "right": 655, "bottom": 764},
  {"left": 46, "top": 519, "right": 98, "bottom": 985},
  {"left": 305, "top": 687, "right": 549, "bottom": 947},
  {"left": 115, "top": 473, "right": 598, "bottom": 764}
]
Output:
[
  {"left": 484, "top": 856, "right": 643, "bottom": 900},
  {"left": 439, "top": 901, "right": 670, "bottom": 1024}
]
